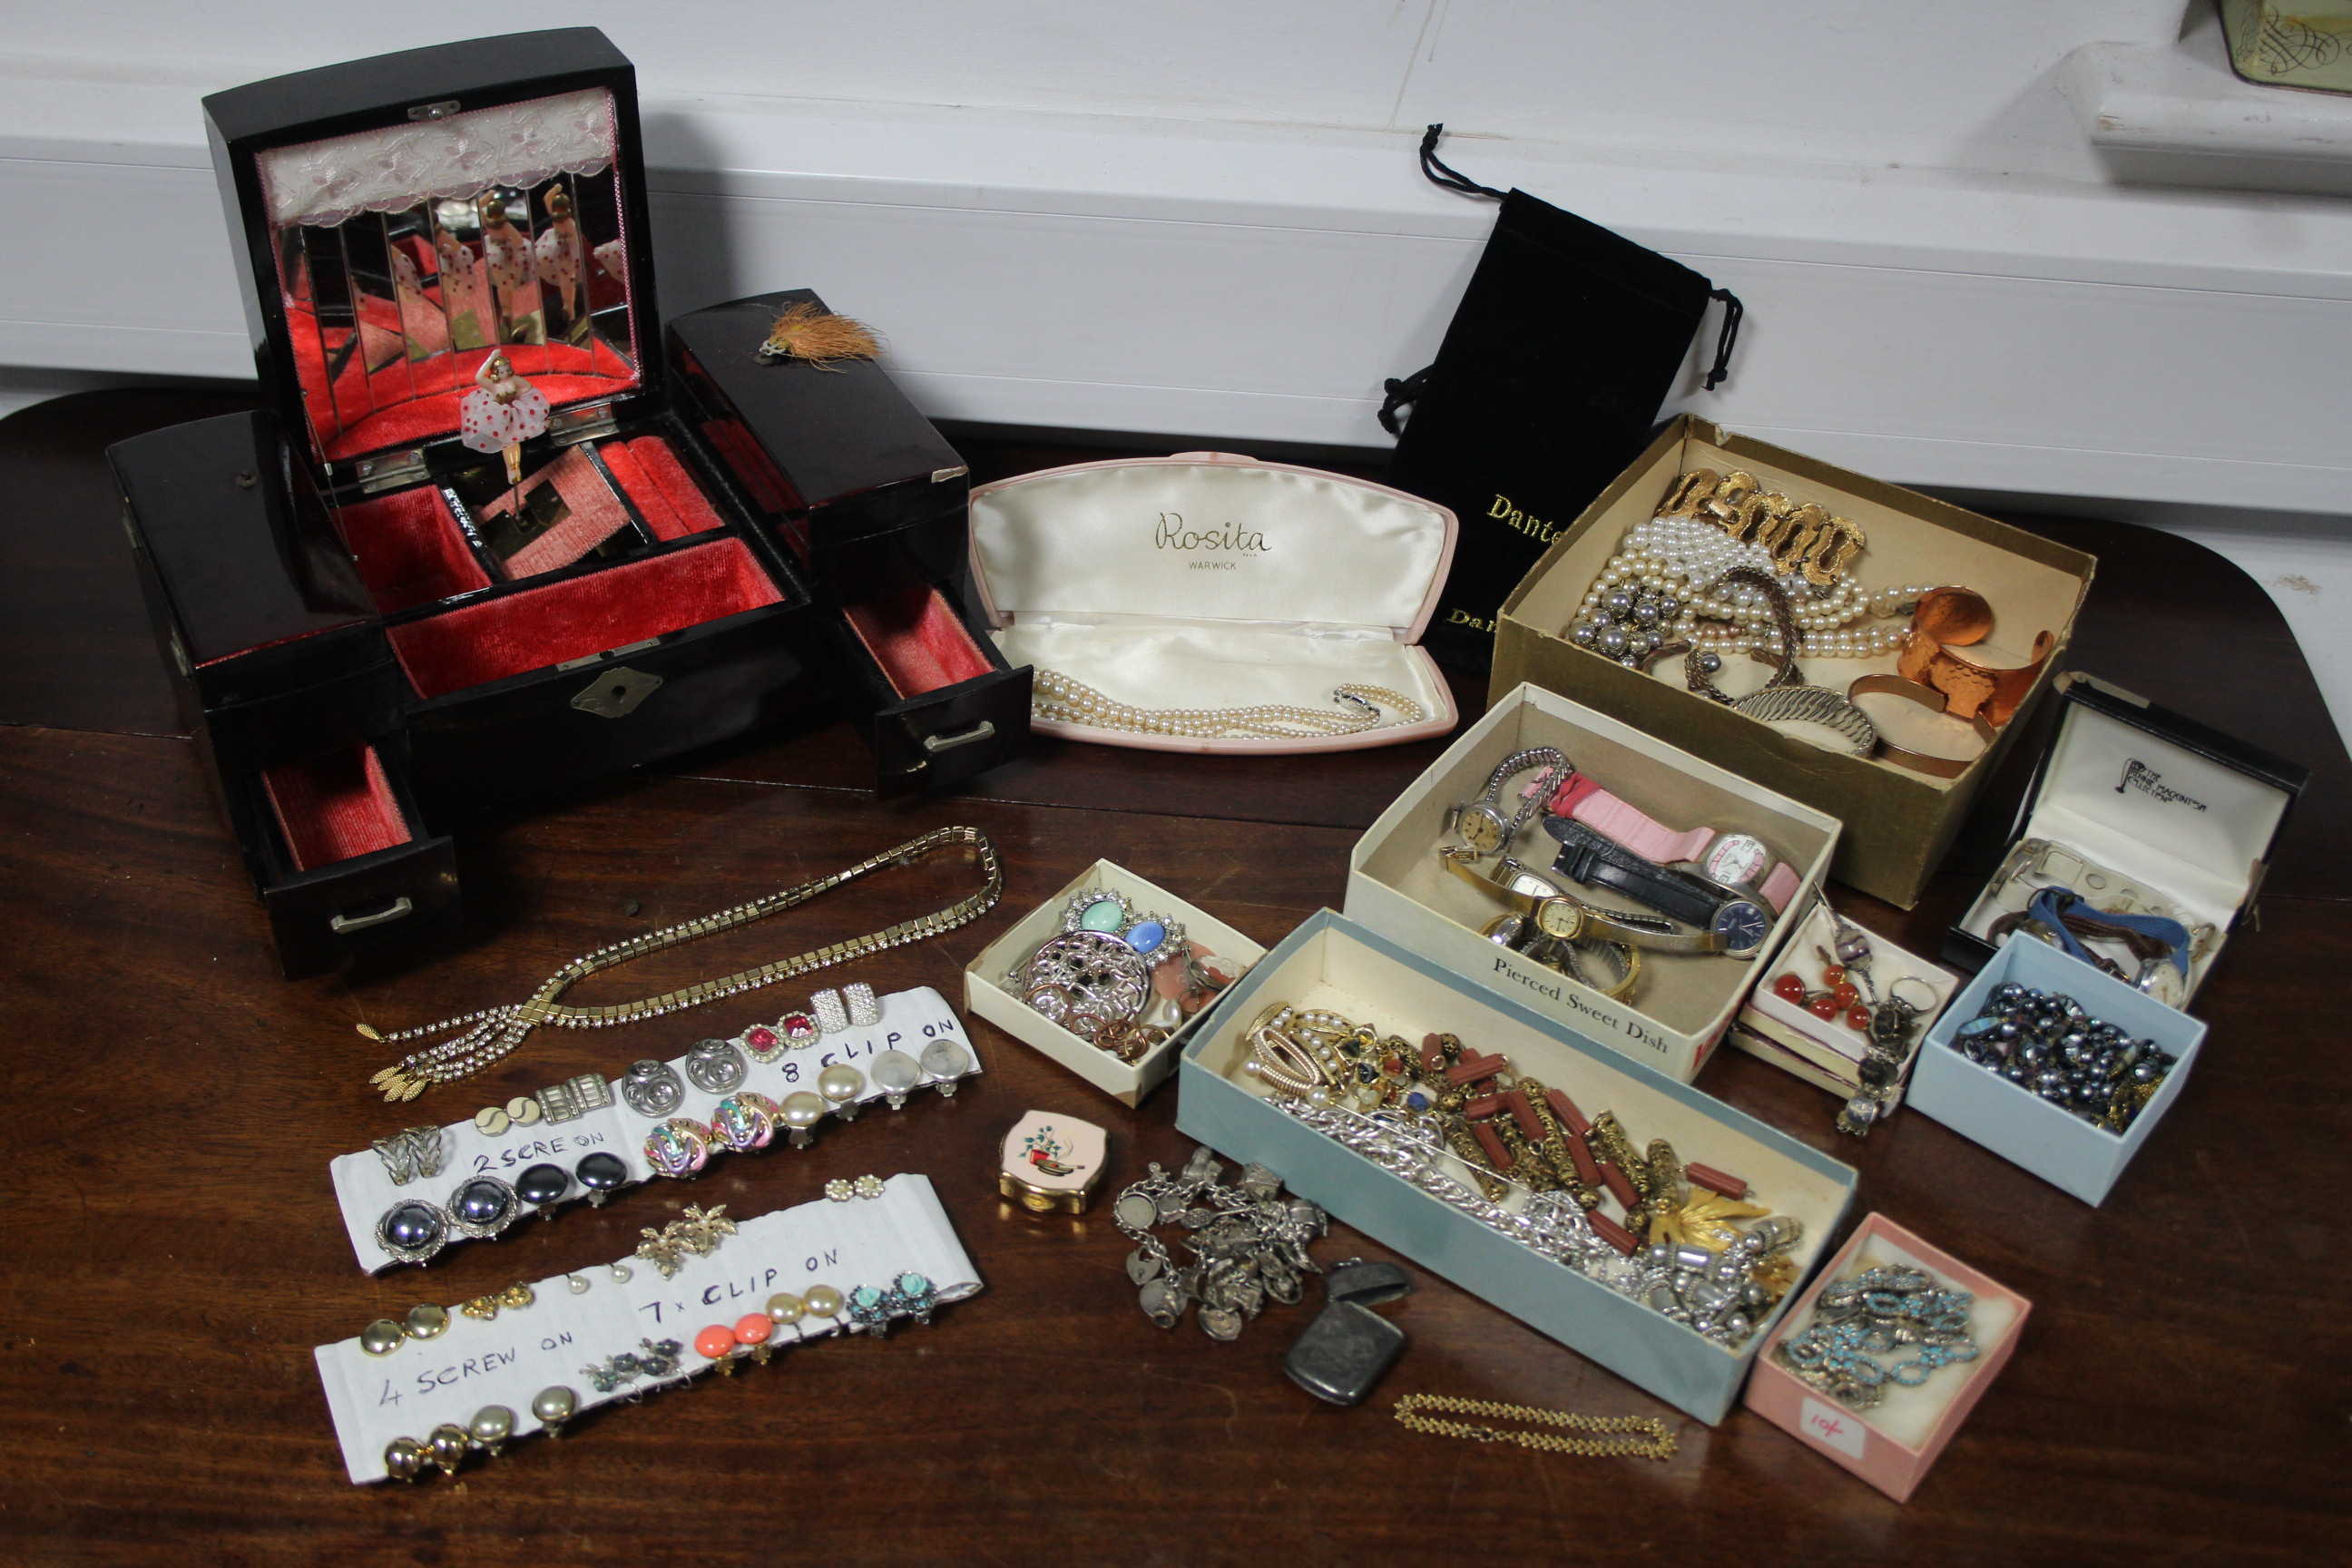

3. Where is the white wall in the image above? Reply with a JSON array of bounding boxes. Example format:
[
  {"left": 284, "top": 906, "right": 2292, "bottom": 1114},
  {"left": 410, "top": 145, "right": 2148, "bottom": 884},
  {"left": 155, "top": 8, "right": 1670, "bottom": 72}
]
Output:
[{"left": 5, "top": 1, "right": 2352, "bottom": 737}]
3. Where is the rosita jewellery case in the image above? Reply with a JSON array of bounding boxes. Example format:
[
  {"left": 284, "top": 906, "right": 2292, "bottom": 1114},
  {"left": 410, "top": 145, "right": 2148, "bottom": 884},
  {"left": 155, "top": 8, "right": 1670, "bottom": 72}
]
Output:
[{"left": 969, "top": 452, "right": 1460, "bottom": 754}]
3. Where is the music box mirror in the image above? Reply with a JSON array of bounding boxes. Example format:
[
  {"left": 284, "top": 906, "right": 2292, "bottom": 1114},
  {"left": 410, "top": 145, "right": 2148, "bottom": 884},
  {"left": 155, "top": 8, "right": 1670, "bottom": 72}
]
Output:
[{"left": 257, "top": 86, "right": 640, "bottom": 463}]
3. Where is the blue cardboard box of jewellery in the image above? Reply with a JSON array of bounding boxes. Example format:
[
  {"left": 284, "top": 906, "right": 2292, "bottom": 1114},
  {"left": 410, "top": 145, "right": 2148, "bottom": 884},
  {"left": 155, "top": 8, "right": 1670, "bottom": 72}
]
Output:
[
  {"left": 1909, "top": 932, "right": 2206, "bottom": 1206},
  {"left": 1176, "top": 908, "right": 1857, "bottom": 1425}
]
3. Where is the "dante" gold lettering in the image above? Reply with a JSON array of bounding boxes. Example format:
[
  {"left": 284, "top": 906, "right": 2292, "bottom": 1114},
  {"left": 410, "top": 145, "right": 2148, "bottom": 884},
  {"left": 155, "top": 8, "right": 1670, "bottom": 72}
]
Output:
[{"left": 1486, "top": 494, "right": 1561, "bottom": 544}]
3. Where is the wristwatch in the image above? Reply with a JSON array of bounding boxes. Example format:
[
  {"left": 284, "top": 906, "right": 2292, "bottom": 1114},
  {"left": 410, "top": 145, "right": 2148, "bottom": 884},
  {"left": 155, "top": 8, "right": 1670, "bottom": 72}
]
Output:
[
  {"left": 1544, "top": 818, "right": 1771, "bottom": 960},
  {"left": 1441, "top": 850, "right": 1730, "bottom": 955},
  {"left": 1546, "top": 774, "right": 1802, "bottom": 914},
  {"left": 1446, "top": 748, "right": 1572, "bottom": 858}
]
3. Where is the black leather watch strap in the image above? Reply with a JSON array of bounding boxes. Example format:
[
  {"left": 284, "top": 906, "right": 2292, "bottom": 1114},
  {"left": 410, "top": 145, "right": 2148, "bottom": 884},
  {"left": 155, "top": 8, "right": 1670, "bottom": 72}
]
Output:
[{"left": 1546, "top": 818, "right": 1726, "bottom": 929}]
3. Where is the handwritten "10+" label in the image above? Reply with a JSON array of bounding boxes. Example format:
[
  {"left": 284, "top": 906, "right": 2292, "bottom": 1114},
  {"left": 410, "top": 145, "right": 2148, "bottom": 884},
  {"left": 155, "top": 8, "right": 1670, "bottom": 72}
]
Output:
[{"left": 1799, "top": 1396, "right": 1869, "bottom": 1461}]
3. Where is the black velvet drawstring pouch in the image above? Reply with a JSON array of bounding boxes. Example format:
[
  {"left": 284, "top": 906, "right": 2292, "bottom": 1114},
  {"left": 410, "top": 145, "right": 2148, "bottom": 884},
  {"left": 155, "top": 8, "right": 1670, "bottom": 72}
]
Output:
[{"left": 1383, "top": 125, "right": 1743, "bottom": 672}]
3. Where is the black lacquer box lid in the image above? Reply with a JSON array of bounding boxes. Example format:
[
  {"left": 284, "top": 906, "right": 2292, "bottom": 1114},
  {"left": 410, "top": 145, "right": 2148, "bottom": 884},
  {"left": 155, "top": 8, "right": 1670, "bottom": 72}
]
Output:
[
  {"left": 111, "top": 410, "right": 387, "bottom": 699},
  {"left": 203, "top": 28, "right": 661, "bottom": 481},
  {"left": 668, "top": 289, "right": 968, "bottom": 537}
]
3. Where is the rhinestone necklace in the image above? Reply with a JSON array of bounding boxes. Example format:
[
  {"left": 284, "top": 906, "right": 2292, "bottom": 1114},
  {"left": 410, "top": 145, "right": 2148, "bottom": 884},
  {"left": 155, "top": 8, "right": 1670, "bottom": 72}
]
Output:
[
  {"left": 362, "top": 827, "right": 1002, "bottom": 1101},
  {"left": 1034, "top": 670, "right": 1424, "bottom": 740}
]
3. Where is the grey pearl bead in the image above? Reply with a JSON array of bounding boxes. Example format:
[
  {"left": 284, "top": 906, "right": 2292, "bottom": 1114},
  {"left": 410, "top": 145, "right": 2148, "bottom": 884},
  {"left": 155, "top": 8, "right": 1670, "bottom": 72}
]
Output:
[
  {"left": 1630, "top": 597, "right": 1661, "bottom": 625},
  {"left": 1570, "top": 620, "right": 1601, "bottom": 647},
  {"left": 1623, "top": 628, "right": 1656, "bottom": 656},
  {"left": 1598, "top": 628, "right": 1629, "bottom": 657},
  {"left": 1603, "top": 588, "right": 1635, "bottom": 617},
  {"left": 1695, "top": 650, "right": 1722, "bottom": 674},
  {"left": 382, "top": 1201, "right": 443, "bottom": 1250}
]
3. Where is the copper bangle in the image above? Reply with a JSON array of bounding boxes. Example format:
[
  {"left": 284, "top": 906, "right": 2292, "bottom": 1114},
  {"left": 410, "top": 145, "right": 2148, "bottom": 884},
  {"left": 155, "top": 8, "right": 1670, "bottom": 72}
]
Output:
[
  {"left": 1895, "top": 587, "right": 2052, "bottom": 726},
  {"left": 1847, "top": 674, "right": 1998, "bottom": 778}
]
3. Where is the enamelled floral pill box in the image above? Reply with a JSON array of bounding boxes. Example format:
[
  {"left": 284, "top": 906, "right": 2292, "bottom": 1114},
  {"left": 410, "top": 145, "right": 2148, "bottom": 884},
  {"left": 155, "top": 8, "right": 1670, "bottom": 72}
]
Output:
[
  {"left": 1177, "top": 909, "right": 1857, "bottom": 1425},
  {"left": 1347, "top": 681, "right": 1840, "bottom": 1084},
  {"left": 965, "top": 859, "right": 1269, "bottom": 1106},
  {"left": 1743, "top": 1212, "right": 2030, "bottom": 1503}
]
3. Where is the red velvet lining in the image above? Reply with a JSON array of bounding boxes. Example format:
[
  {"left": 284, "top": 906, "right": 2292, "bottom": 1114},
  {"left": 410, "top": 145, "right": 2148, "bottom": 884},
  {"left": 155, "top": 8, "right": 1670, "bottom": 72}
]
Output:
[
  {"left": 388, "top": 538, "right": 782, "bottom": 699},
  {"left": 844, "top": 586, "right": 994, "bottom": 698},
  {"left": 338, "top": 485, "right": 488, "bottom": 613},
  {"left": 284, "top": 300, "right": 638, "bottom": 460},
  {"left": 503, "top": 446, "right": 632, "bottom": 578},
  {"left": 596, "top": 439, "right": 685, "bottom": 538},
  {"left": 261, "top": 745, "right": 412, "bottom": 871},
  {"left": 700, "top": 416, "right": 799, "bottom": 516},
  {"left": 625, "top": 436, "right": 726, "bottom": 537}
]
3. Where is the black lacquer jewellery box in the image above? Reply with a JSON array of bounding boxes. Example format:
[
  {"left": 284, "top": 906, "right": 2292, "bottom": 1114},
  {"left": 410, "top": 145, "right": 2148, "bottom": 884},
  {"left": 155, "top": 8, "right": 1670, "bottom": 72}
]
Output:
[{"left": 108, "top": 28, "right": 1027, "bottom": 978}]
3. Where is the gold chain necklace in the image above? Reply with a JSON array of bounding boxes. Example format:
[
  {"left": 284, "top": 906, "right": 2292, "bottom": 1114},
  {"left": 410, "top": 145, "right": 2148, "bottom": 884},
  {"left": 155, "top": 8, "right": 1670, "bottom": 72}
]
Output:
[
  {"left": 1033, "top": 670, "right": 1424, "bottom": 740},
  {"left": 362, "top": 827, "right": 1002, "bottom": 1101},
  {"left": 1392, "top": 1394, "right": 1678, "bottom": 1460}
]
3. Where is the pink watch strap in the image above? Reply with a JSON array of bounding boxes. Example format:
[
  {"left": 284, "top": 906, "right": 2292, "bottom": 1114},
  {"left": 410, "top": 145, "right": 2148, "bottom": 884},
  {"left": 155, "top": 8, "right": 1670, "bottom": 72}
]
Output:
[
  {"left": 1550, "top": 778, "right": 1714, "bottom": 865},
  {"left": 1548, "top": 775, "right": 1801, "bottom": 913}
]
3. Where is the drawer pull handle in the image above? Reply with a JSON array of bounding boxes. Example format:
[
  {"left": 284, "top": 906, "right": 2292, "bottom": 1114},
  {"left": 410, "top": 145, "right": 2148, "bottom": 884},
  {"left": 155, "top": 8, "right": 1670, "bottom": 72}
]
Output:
[
  {"left": 330, "top": 897, "right": 414, "bottom": 934},
  {"left": 922, "top": 720, "right": 996, "bottom": 755}
]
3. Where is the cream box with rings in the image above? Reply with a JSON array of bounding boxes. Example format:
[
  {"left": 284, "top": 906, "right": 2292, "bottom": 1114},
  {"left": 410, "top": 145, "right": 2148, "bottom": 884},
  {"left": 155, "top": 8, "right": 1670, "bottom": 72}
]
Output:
[
  {"left": 968, "top": 453, "right": 1458, "bottom": 752},
  {"left": 1347, "top": 681, "right": 1840, "bottom": 1083},
  {"left": 1491, "top": 416, "right": 2095, "bottom": 908},
  {"left": 1945, "top": 671, "right": 2308, "bottom": 1005}
]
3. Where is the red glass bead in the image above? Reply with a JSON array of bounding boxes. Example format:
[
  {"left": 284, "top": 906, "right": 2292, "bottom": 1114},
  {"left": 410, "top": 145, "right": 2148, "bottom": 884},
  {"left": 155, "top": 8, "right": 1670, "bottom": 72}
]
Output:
[
  {"left": 1847, "top": 1004, "right": 1873, "bottom": 1031},
  {"left": 1686, "top": 1162, "right": 1749, "bottom": 1199},
  {"left": 1771, "top": 974, "right": 1806, "bottom": 1004},
  {"left": 1464, "top": 1093, "right": 1504, "bottom": 1120},
  {"left": 1506, "top": 1089, "right": 1546, "bottom": 1142},
  {"left": 1588, "top": 1211, "right": 1638, "bottom": 1255},
  {"left": 693, "top": 1324, "right": 735, "bottom": 1359},
  {"left": 1822, "top": 965, "right": 1846, "bottom": 986},
  {"left": 1808, "top": 995, "right": 1841, "bottom": 1021},
  {"left": 1831, "top": 982, "right": 1859, "bottom": 1008},
  {"left": 1473, "top": 1122, "right": 1514, "bottom": 1171}
]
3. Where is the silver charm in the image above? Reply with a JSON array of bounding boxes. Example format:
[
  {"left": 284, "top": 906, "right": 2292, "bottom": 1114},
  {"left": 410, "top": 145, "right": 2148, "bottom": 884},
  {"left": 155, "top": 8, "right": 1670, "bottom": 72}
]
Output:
[
  {"left": 620, "top": 1059, "right": 684, "bottom": 1118},
  {"left": 682, "top": 1038, "right": 748, "bottom": 1095}
]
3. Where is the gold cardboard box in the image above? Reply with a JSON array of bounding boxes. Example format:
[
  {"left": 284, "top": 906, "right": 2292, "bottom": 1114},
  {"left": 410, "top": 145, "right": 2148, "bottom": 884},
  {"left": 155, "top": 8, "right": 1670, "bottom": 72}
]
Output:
[{"left": 1491, "top": 416, "right": 2095, "bottom": 907}]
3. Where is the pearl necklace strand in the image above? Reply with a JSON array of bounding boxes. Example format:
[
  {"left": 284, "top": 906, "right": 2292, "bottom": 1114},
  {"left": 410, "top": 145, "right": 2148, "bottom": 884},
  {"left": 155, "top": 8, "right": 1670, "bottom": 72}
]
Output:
[
  {"left": 1034, "top": 669, "right": 1424, "bottom": 740},
  {"left": 1569, "top": 514, "right": 1936, "bottom": 663}
]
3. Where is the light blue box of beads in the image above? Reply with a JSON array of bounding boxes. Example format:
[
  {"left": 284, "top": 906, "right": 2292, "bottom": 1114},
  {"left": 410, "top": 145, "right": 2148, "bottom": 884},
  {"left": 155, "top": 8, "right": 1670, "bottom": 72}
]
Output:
[
  {"left": 1910, "top": 933, "right": 2207, "bottom": 1206},
  {"left": 1176, "top": 907, "right": 1857, "bottom": 1426}
]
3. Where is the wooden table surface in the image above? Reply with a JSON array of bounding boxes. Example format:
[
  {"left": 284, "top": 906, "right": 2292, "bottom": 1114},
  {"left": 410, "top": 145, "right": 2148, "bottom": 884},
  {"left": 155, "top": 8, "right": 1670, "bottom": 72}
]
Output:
[{"left": 2, "top": 390, "right": 2344, "bottom": 1567}]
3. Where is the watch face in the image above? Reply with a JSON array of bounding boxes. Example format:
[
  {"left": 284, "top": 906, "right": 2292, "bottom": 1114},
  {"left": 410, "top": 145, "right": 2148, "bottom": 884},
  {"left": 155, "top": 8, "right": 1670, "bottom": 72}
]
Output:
[
  {"left": 1701, "top": 834, "right": 1771, "bottom": 890},
  {"left": 1455, "top": 805, "right": 1511, "bottom": 856},
  {"left": 1711, "top": 899, "right": 1769, "bottom": 957},
  {"left": 1534, "top": 900, "right": 1584, "bottom": 942}
]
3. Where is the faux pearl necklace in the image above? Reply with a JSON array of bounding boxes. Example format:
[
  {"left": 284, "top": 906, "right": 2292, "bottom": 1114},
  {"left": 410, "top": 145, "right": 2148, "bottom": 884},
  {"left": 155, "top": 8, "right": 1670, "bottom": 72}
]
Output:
[
  {"left": 1034, "top": 670, "right": 1424, "bottom": 740},
  {"left": 1569, "top": 514, "right": 1936, "bottom": 663}
]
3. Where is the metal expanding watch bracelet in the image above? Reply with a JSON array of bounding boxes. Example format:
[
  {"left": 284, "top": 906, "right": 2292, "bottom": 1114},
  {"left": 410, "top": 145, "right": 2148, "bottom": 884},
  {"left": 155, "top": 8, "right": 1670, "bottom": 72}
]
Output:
[{"left": 1448, "top": 747, "right": 1573, "bottom": 858}]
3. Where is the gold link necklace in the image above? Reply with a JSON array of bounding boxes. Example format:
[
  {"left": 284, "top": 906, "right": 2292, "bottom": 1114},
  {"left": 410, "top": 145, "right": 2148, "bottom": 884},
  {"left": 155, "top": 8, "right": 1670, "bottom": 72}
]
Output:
[
  {"left": 1392, "top": 1394, "right": 1678, "bottom": 1460},
  {"left": 361, "top": 826, "right": 1002, "bottom": 1101}
]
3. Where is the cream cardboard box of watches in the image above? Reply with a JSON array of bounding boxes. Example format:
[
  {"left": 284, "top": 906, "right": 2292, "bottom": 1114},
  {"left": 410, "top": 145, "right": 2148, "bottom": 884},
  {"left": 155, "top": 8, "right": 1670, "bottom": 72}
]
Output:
[
  {"left": 965, "top": 860, "right": 1269, "bottom": 1106},
  {"left": 1491, "top": 416, "right": 2094, "bottom": 909},
  {"left": 1347, "top": 681, "right": 1839, "bottom": 1083}
]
